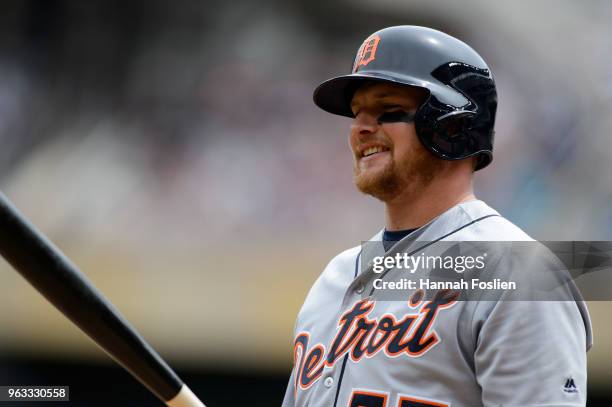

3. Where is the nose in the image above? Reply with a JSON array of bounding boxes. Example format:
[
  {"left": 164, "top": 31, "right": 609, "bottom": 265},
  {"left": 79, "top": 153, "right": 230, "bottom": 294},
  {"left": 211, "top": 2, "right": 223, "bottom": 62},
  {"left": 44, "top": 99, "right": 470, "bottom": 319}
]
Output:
[{"left": 350, "top": 111, "right": 379, "bottom": 140}]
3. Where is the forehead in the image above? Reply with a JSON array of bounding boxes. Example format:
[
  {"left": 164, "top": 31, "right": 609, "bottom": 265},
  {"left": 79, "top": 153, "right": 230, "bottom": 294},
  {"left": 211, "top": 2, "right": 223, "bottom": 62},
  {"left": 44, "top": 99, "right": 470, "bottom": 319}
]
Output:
[{"left": 350, "top": 82, "right": 427, "bottom": 108}]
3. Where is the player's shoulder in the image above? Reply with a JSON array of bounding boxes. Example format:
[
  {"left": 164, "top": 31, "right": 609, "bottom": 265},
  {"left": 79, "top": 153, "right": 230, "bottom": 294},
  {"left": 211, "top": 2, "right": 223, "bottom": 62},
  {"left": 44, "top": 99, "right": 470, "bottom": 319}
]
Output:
[
  {"left": 323, "top": 244, "right": 363, "bottom": 277},
  {"left": 307, "top": 238, "right": 378, "bottom": 295},
  {"left": 452, "top": 200, "right": 534, "bottom": 241},
  {"left": 294, "top": 244, "right": 363, "bottom": 323}
]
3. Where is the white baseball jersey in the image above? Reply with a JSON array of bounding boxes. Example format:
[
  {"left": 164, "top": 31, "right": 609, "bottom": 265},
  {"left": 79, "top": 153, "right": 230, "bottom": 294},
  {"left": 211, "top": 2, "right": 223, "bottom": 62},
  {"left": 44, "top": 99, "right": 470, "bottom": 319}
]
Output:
[{"left": 282, "top": 200, "right": 592, "bottom": 407}]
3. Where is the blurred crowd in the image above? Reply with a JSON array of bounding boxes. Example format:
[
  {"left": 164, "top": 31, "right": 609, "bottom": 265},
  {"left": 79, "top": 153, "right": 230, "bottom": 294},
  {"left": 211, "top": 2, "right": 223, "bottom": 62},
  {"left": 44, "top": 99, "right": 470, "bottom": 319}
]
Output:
[{"left": 1, "top": 0, "right": 612, "bottom": 248}]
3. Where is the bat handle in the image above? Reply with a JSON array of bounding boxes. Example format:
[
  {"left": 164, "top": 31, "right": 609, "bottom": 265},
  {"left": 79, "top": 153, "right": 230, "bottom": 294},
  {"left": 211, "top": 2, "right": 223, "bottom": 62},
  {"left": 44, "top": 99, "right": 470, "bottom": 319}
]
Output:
[{"left": 166, "top": 385, "right": 206, "bottom": 407}]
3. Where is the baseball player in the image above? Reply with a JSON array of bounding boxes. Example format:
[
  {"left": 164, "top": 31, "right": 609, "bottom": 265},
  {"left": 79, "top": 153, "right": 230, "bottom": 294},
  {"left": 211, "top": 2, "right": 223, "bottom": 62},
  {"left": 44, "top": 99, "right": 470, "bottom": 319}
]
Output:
[{"left": 282, "top": 26, "right": 592, "bottom": 407}]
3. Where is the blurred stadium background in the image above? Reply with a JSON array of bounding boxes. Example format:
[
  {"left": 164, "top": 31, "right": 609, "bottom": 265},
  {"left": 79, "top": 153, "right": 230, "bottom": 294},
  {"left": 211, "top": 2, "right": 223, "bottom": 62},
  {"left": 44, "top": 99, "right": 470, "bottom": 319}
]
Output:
[{"left": 0, "top": 0, "right": 611, "bottom": 405}]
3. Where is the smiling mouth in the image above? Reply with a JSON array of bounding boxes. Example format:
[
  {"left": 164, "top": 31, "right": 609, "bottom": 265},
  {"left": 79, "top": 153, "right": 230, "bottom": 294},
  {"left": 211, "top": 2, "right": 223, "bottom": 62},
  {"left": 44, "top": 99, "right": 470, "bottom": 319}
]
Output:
[{"left": 361, "top": 146, "right": 390, "bottom": 158}]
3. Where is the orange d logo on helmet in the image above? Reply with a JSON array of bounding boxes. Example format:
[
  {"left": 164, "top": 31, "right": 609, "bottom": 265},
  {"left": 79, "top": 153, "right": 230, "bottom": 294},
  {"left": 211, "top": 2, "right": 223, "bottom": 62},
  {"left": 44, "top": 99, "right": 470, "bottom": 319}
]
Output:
[{"left": 353, "top": 34, "right": 381, "bottom": 72}]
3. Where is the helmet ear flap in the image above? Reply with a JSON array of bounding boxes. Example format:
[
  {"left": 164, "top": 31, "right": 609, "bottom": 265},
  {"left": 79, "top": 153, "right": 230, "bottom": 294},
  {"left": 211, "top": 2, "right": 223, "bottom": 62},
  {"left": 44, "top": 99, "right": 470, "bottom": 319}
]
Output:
[
  {"left": 412, "top": 61, "right": 496, "bottom": 169},
  {"left": 414, "top": 95, "right": 478, "bottom": 161}
]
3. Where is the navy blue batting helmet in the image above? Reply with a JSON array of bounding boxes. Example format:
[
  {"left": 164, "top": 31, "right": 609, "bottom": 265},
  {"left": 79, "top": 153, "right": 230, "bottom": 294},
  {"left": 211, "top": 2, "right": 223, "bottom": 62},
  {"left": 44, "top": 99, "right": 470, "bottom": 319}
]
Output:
[{"left": 313, "top": 26, "right": 497, "bottom": 170}]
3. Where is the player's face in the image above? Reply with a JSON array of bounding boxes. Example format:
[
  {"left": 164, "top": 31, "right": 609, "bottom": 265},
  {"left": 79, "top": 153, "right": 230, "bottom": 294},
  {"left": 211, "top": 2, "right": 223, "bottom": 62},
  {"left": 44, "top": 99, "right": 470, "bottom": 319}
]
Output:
[{"left": 349, "top": 82, "right": 440, "bottom": 201}]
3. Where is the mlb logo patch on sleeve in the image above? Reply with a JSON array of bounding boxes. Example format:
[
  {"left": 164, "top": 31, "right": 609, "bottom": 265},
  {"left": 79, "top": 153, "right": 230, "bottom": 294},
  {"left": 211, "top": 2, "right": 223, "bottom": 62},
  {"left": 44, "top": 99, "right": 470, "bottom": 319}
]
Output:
[{"left": 563, "top": 377, "right": 579, "bottom": 394}]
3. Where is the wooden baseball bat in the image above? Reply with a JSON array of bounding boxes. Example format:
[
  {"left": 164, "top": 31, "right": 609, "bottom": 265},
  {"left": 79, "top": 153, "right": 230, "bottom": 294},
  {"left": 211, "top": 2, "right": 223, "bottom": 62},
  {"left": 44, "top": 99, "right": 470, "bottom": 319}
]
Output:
[{"left": 0, "top": 191, "right": 205, "bottom": 406}]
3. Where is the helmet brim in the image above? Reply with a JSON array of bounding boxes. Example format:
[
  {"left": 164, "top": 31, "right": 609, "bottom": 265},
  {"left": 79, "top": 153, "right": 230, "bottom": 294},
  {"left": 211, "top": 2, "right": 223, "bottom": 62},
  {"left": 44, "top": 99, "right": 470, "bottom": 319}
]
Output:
[{"left": 313, "top": 71, "right": 453, "bottom": 118}]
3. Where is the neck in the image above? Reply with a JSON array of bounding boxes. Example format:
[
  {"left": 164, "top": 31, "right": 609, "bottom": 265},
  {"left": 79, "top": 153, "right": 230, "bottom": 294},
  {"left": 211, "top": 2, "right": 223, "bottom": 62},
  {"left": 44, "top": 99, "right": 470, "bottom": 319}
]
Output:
[{"left": 384, "top": 166, "right": 476, "bottom": 231}]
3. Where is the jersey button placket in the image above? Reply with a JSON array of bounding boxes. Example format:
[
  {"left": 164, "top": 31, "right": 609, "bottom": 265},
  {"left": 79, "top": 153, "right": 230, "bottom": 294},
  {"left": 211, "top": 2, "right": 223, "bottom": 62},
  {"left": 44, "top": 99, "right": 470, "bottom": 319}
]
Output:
[{"left": 323, "top": 376, "right": 334, "bottom": 388}]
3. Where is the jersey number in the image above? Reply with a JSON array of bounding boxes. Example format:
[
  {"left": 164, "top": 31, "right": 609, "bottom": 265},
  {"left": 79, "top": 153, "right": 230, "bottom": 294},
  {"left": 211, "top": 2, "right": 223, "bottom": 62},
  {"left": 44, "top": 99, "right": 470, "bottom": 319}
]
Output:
[{"left": 349, "top": 390, "right": 448, "bottom": 407}]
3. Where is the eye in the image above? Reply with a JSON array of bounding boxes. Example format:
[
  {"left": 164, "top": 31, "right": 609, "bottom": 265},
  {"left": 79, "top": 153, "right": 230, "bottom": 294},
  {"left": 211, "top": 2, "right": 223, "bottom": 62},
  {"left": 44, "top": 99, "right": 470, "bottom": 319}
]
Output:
[{"left": 377, "top": 110, "right": 415, "bottom": 124}]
